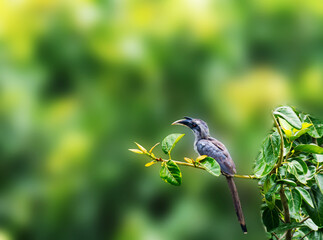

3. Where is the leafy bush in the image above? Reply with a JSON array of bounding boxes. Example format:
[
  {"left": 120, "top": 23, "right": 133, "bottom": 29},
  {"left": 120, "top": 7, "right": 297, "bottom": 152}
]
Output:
[{"left": 129, "top": 106, "right": 323, "bottom": 240}]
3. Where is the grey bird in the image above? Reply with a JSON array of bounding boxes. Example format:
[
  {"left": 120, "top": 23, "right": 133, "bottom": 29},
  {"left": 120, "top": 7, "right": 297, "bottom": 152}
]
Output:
[{"left": 172, "top": 117, "right": 247, "bottom": 234}]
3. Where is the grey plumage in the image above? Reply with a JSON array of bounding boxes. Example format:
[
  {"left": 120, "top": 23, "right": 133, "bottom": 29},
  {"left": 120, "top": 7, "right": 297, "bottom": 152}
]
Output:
[{"left": 172, "top": 117, "right": 247, "bottom": 234}]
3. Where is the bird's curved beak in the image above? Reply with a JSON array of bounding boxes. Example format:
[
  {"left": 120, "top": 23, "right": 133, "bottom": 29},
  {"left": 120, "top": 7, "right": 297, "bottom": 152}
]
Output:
[{"left": 172, "top": 119, "right": 191, "bottom": 126}]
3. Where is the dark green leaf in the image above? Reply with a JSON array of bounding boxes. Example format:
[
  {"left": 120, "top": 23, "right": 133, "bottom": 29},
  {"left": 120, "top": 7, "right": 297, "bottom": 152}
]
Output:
[
  {"left": 303, "top": 185, "right": 323, "bottom": 227},
  {"left": 254, "top": 131, "right": 281, "bottom": 178},
  {"left": 198, "top": 157, "right": 221, "bottom": 177},
  {"left": 270, "top": 222, "right": 304, "bottom": 234},
  {"left": 265, "top": 184, "right": 280, "bottom": 208},
  {"left": 316, "top": 174, "right": 323, "bottom": 194},
  {"left": 301, "top": 114, "right": 323, "bottom": 138},
  {"left": 273, "top": 106, "right": 302, "bottom": 129},
  {"left": 160, "top": 160, "right": 182, "bottom": 186},
  {"left": 264, "top": 174, "right": 277, "bottom": 193},
  {"left": 295, "top": 187, "right": 314, "bottom": 208},
  {"left": 262, "top": 207, "right": 280, "bottom": 232},
  {"left": 308, "top": 229, "right": 323, "bottom": 240},
  {"left": 285, "top": 188, "right": 302, "bottom": 218},
  {"left": 161, "top": 133, "right": 185, "bottom": 155},
  {"left": 294, "top": 144, "right": 323, "bottom": 154},
  {"left": 276, "top": 179, "right": 297, "bottom": 187}
]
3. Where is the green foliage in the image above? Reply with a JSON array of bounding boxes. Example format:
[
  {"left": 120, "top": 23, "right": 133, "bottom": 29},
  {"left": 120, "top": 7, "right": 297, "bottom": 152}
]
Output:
[
  {"left": 130, "top": 105, "right": 323, "bottom": 239},
  {"left": 294, "top": 144, "right": 323, "bottom": 154},
  {"left": 197, "top": 157, "right": 221, "bottom": 177},
  {"left": 162, "top": 133, "right": 185, "bottom": 155},
  {"left": 262, "top": 206, "right": 280, "bottom": 232},
  {"left": 129, "top": 134, "right": 222, "bottom": 187},
  {"left": 160, "top": 160, "right": 182, "bottom": 186},
  {"left": 256, "top": 106, "right": 323, "bottom": 239},
  {"left": 254, "top": 130, "right": 281, "bottom": 178},
  {"left": 273, "top": 106, "right": 302, "bottom": 129}
]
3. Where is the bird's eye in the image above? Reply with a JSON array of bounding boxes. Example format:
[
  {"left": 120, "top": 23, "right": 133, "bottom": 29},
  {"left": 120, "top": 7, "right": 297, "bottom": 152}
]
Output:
[{"left": 192, "top": 123, "right": 197, "bottom": 128}]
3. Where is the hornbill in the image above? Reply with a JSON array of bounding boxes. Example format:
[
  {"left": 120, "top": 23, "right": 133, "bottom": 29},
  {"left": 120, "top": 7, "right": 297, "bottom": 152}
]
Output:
[{"left": 172, "top": 117, "right": 247, "bottom": 234}]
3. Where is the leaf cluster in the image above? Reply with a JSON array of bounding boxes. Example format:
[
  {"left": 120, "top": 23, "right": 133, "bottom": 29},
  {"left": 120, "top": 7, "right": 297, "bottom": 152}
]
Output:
[
  {"left": 257, "top": 106, "right": 323, "bottom": 240},
  {"left": 129, "top": 133, "right": 222, "bottom": 187}
]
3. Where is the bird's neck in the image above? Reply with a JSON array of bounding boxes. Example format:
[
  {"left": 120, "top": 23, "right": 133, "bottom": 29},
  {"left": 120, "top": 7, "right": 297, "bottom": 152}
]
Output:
[{"left": 193, "top": 130, "right": 209, "bottom": 140}]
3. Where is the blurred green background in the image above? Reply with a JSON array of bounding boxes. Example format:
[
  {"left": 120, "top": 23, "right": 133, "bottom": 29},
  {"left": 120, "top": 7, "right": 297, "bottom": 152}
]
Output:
[{"left": 1, "top": 0, "right": 323, "bottom": 239}]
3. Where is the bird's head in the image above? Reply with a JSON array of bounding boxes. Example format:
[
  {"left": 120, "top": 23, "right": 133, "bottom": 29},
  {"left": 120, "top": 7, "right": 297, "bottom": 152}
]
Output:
[{"left": 172, "top": 117, "right": 210, "bottom": 139}]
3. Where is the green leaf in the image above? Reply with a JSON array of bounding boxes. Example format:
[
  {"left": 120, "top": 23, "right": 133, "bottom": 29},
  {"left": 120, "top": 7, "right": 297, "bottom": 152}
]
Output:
[
  {"left": 294, "top": 144, "right": 323, "bottom": 154},
  {"left": 276, "top": 179, "right": 297, "bottom": 187},
  {"left": 303, "top": 185, "right": 323, "bottom": 227},
  {"left": 308, "top": 229, "right": 323, "bottom": 240},
  {"left": 270, "top": 222, "right": 304, "bottom": 234},
  {"left": 293, "top": 159, "right": 308, "bottom": 173},
  {"left": 305, "top": 165, "right": 316, "bottom": 180},
  {"left": 264, "top": 174, "right": 277, "bottom": 193},
  {"left": 161, "top": 133, "right": 185, "bottom": 155},
  {"left": 295, "top": 187, "right": 314, "bottom": 208},
  {"left": 289, "top": 160, "right": 308, "bottom": 184},
  {"left": 316, "top": 174, "right": 323, "bottom": 194},
  {"left": 285, "top": 188, "right": 302, "bottom": 218},
  {"left": 129, "top": 149, "right": 144, "bottom": 154},
  {"left": 273, "top": 106, "right": 302, "bottom": 129},
  {"left": 265, "top": 184, "right": 280, "bottom": 208},
  {"left": 160, "top": 160, "right": 182, "bottom": 186},
  {"left": 301, "top": 114, "right": 323, "bottom": 138},
  {"left": 262, "top": 207, "right": 280, "bottom": 232},
  {"left": 254, "top": 131, "right": 281, "bottom": 178},
  {"left": 198, "top": 157, "right": 221, "bottom": 177},
  {"left": 290, "top": 123, "right": 313, "bottom": 141},
  {"left": 278, "top": 118, "right": 294, "bottom": 138},
  {"left": 304, "top": 218, "right": 319, "bottom": 231}
]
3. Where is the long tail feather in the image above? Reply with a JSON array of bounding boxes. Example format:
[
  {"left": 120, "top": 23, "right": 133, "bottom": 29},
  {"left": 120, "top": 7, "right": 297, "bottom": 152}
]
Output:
[{"left": 226, "top": 176, "right": 247, "bottom": 234}]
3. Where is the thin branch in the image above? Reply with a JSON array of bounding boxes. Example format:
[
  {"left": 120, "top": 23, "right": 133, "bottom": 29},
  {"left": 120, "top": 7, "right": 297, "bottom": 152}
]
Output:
[
  {"left": 273, "top": 113, "right": 284, "bottom": 169},
  {"left": 274, "top": 205, "right": 284, "bottom": 220},
  {"left": 154, "top": 157, "right": 258, "bottom": 179},
  {"left": 272, "top": 232, "right": 279, "bottom": 240},
  {"left": 278, "top": 232, "right": 286, "bottom": 240},
  {"left": 233, "top": 174, "right": 258, "bottom": 179},
  {"left": 279, "top": 185, "right": 292, "bottom": 240},
  {"left": 284, "top": 141, "right": 294, "bottom": 162},
  {"left": 299, "top": 216, "right": 310, "bottom": 224},
  {"left": 300, "top": 230, "right": 313, "bottom": 240}
]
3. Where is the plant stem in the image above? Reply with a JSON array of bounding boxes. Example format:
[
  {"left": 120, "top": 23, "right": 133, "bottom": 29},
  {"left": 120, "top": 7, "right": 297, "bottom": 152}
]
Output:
[
  {"left": 154, "top": 158, "right": 258, "bottom": 179},
  {"left": 273, "top": 114, "right": 284, "bottom": 169},
  {"left": 300, "top": 230, "right": 313, "bottom": 240},
  {"left": 279, "top": 185, "right": 291, "bottom": 240},
  {"left": 272, "top": 232, "right": 279, "bottom": 240},
  {"left": 299, "top": 216, "right": 310, "bottom": 224},
  {"left": 233, "top": 174, "right": 258, "bottom": 179}
]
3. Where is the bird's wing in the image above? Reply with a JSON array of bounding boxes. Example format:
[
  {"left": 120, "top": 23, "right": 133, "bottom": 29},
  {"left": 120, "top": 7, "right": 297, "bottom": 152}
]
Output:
[{"left": 196, "top": 138, "right": 236, "bottom": 175}]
